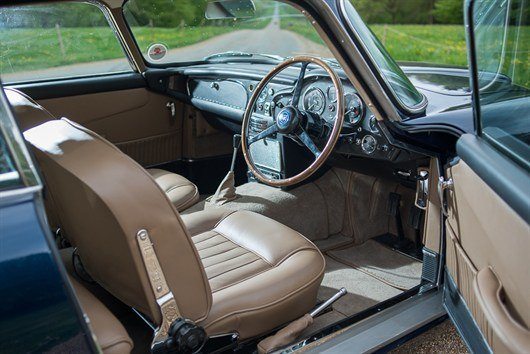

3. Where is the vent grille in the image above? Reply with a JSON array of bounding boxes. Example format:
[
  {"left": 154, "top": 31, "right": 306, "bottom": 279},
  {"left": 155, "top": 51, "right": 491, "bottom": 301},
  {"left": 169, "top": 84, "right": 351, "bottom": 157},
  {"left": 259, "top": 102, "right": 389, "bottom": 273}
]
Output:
[
  {"left": 421, "top": 247, "right": 439, "bottom": 283},
  {"left": 116, "top": 131, "right": 181, "bottom": 167}
]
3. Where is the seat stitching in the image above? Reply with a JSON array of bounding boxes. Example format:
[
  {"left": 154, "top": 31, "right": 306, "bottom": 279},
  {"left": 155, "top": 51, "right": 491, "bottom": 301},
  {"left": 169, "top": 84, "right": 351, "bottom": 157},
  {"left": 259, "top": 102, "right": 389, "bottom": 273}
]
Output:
[
  {"left": 213, "top": 229, "right": 273, "bottom": 267},
  {"left": 212, "top": 210, "right": 238, "bottom": 229},
  {"left": 207, "top": 258, "right": 263, "bottom": 280},
  {"left": 193, "top": 231, "right": 221, "bottom": 245},
  {"left": 202, "top": 250, "right": 326, "bottom": 329},
  {"left": 211, "top": 261, "right": 275, "bottom": 293},
  {"left": 165, "top": 183, "right": 192, "bottom": 194},
  {"left": 210, "top": 247, "right": 318, "bottom": 293},
  {"left": 196, "top": 239, "right": 231, "bottom": 252},
  {"left": 174, "top": 188, "right": 199, "bottom": 211},
  {"left": 204, "top": 251, "right": 254, "bottom": 270},
  {"left": 200, "top": 245, "right": 241, "bottom": 261}
]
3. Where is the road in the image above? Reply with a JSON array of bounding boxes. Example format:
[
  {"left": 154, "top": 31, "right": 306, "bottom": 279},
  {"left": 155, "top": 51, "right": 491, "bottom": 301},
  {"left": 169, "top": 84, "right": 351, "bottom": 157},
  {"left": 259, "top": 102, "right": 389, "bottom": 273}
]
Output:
[{"left": 3, "top": 4, "right": 331, "bottom": 82}]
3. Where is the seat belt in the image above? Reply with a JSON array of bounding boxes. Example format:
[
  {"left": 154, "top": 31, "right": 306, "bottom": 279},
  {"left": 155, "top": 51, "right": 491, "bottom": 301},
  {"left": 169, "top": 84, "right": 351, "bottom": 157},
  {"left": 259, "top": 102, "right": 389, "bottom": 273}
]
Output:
[{"left": 136, "top": 229, "right": 207, "bottom": 354}]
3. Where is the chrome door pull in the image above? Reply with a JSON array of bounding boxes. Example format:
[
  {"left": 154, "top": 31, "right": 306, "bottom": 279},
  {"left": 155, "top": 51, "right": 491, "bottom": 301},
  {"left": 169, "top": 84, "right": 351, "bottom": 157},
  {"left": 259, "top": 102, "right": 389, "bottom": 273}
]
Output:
[
  {"left": 166, "top": 101, "right": 176, "bottom": 119},
  {"left": 438, "top": 177, "right": 454, "bottom": 216}
]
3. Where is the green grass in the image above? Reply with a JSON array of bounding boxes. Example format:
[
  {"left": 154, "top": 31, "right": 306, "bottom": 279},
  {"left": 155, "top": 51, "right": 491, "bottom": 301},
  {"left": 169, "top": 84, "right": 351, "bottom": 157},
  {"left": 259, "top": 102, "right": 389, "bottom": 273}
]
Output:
[
  {"left": 370, "top": 24, "right": 467, "bottom": 67},
  {"left": 0, "top": 20, "right": 270, "bottom": 73},
  {"left": 281, "top": 18, "right": 468, "bottom": 67},
  {"left": 1, "top": 20, "right": 527, "bottom": 88},
  {"left": 280, "top": 18, "right": 528, "bottom": 88}
]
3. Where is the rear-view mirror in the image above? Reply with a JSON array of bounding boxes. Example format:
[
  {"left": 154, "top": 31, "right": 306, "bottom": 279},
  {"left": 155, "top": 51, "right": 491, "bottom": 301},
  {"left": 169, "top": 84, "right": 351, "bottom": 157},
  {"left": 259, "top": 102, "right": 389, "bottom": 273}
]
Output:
[{"left": 205, "top": 0, "right": 256, "bottom": 20}]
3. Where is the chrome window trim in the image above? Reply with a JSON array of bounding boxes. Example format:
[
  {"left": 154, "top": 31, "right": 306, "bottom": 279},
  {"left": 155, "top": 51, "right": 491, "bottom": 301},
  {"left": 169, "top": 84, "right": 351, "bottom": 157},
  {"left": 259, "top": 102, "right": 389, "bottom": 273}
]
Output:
[
  {"left": 94, "top": 0, "right": 143, "bottom": 73},
  {"left": 338, "top": 0, "right": 428, "bottom": 115},
  {"left": 0, "top": 89, "right": 41, "bottom": 190}
]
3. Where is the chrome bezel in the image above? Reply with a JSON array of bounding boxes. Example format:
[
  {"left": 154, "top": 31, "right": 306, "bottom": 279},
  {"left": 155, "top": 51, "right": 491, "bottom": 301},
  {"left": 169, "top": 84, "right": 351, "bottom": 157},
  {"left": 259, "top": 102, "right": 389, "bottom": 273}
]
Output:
[
  {"left": 361, "top": 134, "right": 376, "bottom": 154},
  {"left": 345, "top": 93, "right": 364, "bottom": 125},
  {"left": 302, "top": 87, "right": 326, "bottom": 115},
  {"left": 327, "top": 85, "right": 338, "bottom": 103}
]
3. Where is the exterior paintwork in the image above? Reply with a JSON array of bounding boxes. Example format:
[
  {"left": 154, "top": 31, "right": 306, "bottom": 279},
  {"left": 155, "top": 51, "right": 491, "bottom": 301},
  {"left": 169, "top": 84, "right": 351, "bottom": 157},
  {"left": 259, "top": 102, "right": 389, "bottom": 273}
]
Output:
[{"left": 0, "top": 189, "right": 94, "bottom": 352}]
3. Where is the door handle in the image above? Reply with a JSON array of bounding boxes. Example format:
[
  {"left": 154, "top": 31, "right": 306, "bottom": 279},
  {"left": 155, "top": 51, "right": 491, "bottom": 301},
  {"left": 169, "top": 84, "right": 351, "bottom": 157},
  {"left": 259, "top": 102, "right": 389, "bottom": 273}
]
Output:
[
  {"left": 474, "top": 267, "right": 530, "bottom": 353},
  {"left": 166, "top": 101, "right": 176, "bottom": 120},
  {"left": 437, "top": 176, "right": 453, "bottom": 216}
]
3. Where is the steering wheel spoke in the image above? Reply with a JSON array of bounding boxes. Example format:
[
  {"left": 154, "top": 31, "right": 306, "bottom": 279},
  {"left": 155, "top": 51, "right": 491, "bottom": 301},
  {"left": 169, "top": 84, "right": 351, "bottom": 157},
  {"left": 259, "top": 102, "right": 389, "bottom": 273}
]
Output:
[
  {"left": 248, "top": 124, "right": 279, "bottom": 145},
  {"left": 242, "top": 56, "right": 344, "bottom": 187},
  {"left": 297, "top": 129, "right": 321, "bottom": 158},
  {"left": 290, "top": 62, "right": 309, "bottom": 106}
]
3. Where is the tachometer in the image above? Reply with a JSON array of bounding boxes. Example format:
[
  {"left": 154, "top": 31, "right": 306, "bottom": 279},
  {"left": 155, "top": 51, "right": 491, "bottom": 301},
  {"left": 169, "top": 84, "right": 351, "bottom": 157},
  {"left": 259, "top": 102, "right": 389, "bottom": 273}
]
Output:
[
  {"left": 345, "top": 93, "right": 364, "bottom": 125},
  {"left": 303, "top": 87, "right": 326, "bottom": 115}
]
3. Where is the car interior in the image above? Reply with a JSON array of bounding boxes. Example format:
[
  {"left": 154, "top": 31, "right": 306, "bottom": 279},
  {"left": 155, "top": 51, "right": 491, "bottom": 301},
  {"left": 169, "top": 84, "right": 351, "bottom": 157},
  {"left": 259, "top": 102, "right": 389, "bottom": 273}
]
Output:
[
  {"left": 1, "top": 0, "right": 528, "bottom": 353},
  {"left": 4, "top": 69, "right": 431, "bottom": 353}
]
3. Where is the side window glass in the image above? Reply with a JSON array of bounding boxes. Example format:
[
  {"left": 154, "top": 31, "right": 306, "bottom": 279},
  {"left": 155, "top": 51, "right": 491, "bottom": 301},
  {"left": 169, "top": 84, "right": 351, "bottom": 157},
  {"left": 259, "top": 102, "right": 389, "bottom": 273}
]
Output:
[
  {"left": 0, "top": 2, "right": 132, "bottom": 84},
  {"left": 0, "top": 98, "right": 22, "bottom": 190},
  {"left": 473, "top": 0, "right": 529, "bottom": 169}
]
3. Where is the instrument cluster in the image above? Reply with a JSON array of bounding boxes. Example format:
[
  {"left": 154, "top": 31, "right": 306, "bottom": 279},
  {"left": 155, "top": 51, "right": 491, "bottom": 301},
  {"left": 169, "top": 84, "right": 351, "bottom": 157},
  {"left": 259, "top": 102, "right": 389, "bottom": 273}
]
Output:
[{"left": 252, "top": 77, "right": 397, "bottom": 161}]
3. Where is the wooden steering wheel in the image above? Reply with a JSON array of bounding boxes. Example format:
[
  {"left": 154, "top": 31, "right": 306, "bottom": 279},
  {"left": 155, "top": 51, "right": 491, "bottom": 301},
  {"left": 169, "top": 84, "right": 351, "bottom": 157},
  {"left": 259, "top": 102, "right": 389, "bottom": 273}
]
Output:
[{"left": 241, "top": 56, "right": 345, "bottom": 187}]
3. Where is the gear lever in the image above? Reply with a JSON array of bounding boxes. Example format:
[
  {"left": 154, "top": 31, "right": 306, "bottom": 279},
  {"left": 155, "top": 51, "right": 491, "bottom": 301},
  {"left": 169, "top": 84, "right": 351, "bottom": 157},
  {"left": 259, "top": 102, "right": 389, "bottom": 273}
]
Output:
[{"left": 207, "top": 134, "right": 241, "bottom": 206}]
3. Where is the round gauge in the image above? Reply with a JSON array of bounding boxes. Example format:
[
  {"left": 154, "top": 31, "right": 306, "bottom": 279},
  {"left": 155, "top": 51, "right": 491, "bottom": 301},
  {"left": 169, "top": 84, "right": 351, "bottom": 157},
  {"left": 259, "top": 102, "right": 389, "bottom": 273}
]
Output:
[
  {"left": 369, "top": 115, "right": 379, "bottom": 133},
  {"left": 257, "top": 89, "right": 268, "bottom": 104},
  {"left": 327, "top": 86, "right": 337, "bottom": 102},
  {"left": 361, "top": 135, "right": 377, "bottom": 154},
  {"left": 345, "top": 93, "right": 364, "bottom": 125},
  {"left": 303, "top": 87, "right": 326, "bottom": 115}
]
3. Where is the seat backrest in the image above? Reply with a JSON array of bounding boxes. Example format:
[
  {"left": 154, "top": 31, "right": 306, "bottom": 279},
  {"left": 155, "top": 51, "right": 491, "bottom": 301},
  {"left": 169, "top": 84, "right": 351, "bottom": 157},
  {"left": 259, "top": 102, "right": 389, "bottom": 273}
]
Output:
[
  {"left": 4, "top": 88, "right": 55, "bottom": 131},
  {"left": 22, "top": 117, "right": 212, "bottom": 325}
]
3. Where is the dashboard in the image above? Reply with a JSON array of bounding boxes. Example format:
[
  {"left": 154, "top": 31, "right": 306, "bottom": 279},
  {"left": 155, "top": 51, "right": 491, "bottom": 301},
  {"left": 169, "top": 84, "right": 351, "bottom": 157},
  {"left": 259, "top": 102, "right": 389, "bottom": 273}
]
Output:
[
  {"left": 159, "top": 62, "right": 420, "bottom": 181},
  {"left": 183, "top": 70, "right": 400, "bottom": 162}
]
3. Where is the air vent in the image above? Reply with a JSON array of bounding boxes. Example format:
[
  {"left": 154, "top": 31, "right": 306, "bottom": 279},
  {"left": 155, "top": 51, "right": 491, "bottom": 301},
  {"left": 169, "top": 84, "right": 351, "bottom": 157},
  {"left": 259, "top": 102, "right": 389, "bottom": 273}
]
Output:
[{"left": 421, "top": 247, "right": 439, "bottom": 283}]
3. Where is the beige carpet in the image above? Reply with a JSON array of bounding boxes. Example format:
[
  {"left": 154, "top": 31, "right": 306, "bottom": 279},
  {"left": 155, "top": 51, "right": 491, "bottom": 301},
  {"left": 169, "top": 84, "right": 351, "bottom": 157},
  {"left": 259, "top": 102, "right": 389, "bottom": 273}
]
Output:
[
  {"left": 318, "top": 256, "right": 402, "bottom": 317},
  {"left": 328, "top": 240, "right": 422, "bottom": 290},
  {"left": 183, "top": 169, "right": 347, "bottom": 241}
]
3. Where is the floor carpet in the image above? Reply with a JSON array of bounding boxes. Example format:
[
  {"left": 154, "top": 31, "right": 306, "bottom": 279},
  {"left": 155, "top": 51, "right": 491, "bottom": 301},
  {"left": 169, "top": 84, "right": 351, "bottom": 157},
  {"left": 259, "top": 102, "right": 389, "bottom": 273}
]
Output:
[{"left": 327, "top": 240, "right": 422, "bottom": 290}]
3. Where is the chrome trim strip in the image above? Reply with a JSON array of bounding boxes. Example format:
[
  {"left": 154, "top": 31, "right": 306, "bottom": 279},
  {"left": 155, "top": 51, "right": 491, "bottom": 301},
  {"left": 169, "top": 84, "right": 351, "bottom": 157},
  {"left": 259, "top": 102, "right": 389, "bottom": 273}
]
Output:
[
  {"left": 92, "top": 0, "right": 142, "bottom": 73},
  {"left": 0, "top": 185, "right": 42, "bottom": 207},
  {"left": 300, "top": 290, "right": 446, "bottom": 353},
  {"left": 0, "top": 90, "right": 40, "bottom": 188},
  {"left": 0, "top": 171, "right": 20, "bottom": 184}
]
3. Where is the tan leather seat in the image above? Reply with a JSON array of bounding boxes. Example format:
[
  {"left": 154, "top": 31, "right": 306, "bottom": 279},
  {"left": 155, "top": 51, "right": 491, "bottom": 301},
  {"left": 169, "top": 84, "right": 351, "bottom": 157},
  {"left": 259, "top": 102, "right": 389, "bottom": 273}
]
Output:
[
  {"left": 23, "top": 117, "right": 325, "bottom": 340},
  {"left": 60, "top": 249, "right": 133, "bottom": 354},
  {"left": 182, "top": 208, "right": 325, "bottom": 337},
  {"left": 4, "top": 88, "right": 199, "bottom": 212},
  {"left": 147, "top": 168, "right": 198, "bottom": 211}
]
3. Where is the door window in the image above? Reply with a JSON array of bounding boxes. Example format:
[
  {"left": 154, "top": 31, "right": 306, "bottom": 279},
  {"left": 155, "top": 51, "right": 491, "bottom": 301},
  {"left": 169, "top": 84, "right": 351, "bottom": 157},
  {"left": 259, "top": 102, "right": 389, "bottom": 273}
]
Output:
[
  {"left": 0, "top": 2, "right": 132, "bottom": 84},
  {"left": 472, "top": 0, "right": 529, "bottom": 169}
]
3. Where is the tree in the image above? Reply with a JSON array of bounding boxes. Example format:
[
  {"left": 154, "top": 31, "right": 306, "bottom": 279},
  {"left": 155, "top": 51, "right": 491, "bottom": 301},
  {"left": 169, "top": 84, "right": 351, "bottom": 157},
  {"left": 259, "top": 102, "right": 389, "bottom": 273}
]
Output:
[
  {"left": 350, "top": 0, "right": 438, "bottom": 24},
  {"left": 432, "top": 0, "right": 464, "bottom": 24}
]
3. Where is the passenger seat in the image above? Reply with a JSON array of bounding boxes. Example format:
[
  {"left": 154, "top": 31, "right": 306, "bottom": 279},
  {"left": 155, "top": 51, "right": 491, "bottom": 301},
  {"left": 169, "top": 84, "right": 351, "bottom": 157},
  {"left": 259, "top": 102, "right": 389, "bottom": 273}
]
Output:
[
  {"left": 4, "top": 88, "right": 199, "bottom": 212},
  {"left": 60, "top": 249, "right": 133, "bottom": 354}
]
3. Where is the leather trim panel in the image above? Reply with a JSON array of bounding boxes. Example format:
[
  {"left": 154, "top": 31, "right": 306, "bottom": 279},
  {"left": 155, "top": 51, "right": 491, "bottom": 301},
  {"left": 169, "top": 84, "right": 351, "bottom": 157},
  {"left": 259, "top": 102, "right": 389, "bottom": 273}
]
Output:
[
  {"left": 446, "top": 159, "right": 530, "bottom": 354},
  {"left": 456, "top": 134, "right": 530, "bottom": 223},
  {"left": 38, "top": 88, "right": 183, "bottom": 166}
]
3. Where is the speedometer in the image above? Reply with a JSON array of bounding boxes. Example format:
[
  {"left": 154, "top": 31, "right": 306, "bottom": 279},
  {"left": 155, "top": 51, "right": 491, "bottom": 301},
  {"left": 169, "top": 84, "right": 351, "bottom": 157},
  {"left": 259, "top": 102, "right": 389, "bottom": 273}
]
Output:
[{"left": 303, "top": 87, "right": 326, "bottom": 115}]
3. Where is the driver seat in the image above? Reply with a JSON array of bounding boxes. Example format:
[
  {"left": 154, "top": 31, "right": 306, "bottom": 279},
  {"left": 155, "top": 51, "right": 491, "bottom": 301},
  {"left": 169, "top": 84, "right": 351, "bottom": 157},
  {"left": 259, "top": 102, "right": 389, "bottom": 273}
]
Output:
[{"left": 23, "top": 117, "right": 325, "bottom": 340}]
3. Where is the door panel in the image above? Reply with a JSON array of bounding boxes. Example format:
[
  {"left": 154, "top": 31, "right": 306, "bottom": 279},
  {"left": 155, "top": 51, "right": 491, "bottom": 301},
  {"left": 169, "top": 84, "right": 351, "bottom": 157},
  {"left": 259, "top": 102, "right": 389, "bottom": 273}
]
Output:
[
  {"left": 445, "top": 145, "right": 530, "bottom": 353},
  {"left": 38, "top": 88, "right": 183, "bottom": 167}
]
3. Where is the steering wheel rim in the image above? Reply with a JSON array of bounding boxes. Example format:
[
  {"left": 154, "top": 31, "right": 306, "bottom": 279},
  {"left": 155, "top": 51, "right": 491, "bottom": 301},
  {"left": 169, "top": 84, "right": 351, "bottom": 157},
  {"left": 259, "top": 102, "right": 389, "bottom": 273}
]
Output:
[{"left": 241, "top": 56, "right": 344, "bottom": 187}]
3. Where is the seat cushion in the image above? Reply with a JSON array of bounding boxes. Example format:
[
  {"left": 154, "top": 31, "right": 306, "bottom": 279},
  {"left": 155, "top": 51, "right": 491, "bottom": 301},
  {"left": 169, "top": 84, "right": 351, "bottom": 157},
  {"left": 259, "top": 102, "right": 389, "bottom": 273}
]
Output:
[
  {"left": 60, "top": 250, "right": 133, "bottom": 354},
  {"left": 147, "top": 168, "right": 199, "bottom": 211},
  {"left": 181, "top": 209, "right": 326, "bottom": 339}
]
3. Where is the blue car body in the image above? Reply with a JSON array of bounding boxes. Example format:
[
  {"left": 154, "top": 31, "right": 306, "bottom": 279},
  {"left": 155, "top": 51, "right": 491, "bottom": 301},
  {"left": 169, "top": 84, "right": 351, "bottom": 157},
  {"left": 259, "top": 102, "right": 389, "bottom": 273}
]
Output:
[{"left": 0, "top": 90, "right": 95, "bottom": 353}]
